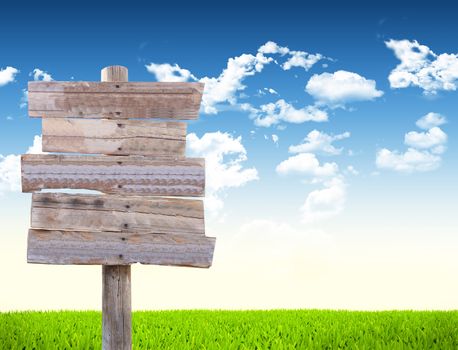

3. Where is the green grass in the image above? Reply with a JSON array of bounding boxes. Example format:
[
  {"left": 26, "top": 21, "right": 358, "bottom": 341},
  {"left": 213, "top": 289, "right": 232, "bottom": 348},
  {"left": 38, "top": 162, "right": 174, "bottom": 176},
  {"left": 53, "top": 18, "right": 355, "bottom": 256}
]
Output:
[{"left": 1, "top": 310, "right": 457, "bottom": 349}]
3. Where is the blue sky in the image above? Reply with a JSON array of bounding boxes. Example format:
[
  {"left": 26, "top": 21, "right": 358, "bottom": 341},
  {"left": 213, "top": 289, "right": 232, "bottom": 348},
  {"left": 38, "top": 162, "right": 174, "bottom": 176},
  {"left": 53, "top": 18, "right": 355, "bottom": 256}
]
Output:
[{"left": 1, "top": 0, "right": 457, "bottom": 310}]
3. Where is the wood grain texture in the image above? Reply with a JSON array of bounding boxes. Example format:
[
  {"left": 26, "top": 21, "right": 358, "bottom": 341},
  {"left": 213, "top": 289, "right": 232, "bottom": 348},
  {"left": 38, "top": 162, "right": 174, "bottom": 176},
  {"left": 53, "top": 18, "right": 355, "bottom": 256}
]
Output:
[
  {"left": 21, "top": 154, "right": 205, "bottom": 196},
  {"left": 42, "top": 118, "right": 186, "bottom": 156},
  {"left": 28, "top": 81, "right": 204, "bottom": 120},
  {"left": 27, "top": 229, "right": 216, "bottom": 267},
  {"left": 102, "top": 265, "right": 131, "bottom": 350},
  {"left": 31, "top": 193, "right": 204, "bottom": 235},
  {"left": 100, "top": 64, "right": 131, "bottom": 350},
  {"left": 101, "top": 65, "right": 128, "bottom": 82}
]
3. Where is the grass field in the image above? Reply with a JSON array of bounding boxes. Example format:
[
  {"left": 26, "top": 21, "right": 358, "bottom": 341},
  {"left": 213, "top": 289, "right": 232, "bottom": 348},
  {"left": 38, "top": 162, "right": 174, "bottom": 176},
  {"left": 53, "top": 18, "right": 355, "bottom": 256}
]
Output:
[{"left": 1, "top": 310, "right": 457, "bottom": 349}]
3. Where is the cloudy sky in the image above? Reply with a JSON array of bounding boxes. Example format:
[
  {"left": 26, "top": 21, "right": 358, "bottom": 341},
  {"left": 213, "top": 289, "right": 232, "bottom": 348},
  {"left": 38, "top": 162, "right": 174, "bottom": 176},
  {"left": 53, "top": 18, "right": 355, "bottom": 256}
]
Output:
[{"left": 1, "top": 0, "right": 457, "bottom": 310}]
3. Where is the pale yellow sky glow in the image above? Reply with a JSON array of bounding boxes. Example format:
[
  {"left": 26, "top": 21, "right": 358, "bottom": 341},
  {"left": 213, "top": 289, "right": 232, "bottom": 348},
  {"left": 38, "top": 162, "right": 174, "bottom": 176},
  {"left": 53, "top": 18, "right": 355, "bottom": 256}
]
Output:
[{"left": 1, "top": 217, "right": 457, "bottom": 311}]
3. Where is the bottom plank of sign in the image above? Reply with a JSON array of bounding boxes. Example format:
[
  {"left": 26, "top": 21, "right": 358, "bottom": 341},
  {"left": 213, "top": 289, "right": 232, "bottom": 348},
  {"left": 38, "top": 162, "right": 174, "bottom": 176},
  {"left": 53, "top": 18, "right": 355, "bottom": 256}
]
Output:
[{"left": 27, "top": 229, "right": 215, "bottom": 268}]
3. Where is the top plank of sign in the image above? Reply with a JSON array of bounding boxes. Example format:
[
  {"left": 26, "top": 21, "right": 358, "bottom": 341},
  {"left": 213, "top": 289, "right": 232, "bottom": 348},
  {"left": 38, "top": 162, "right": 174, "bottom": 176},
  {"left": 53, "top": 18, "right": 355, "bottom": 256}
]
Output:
[{"left": 28, "top": 81, "right": 204, "bottom": 120}]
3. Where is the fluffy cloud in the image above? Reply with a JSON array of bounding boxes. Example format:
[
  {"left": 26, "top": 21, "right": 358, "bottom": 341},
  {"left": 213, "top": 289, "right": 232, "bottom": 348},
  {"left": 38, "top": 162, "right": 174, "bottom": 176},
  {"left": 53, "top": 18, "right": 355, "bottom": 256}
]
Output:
[
  {"left": 258, "top": 87, "right": 278, "bottom": 95},
  {"left": 186, "top": 132, "right": 258, "bottom": 214},
  {"left": 415, "top": 112, "right": 447, "bottom": 130},
  {"left": 272, "top": 134, "right": 279, "bottom": 145},
  {"left": 345, "top": 165, "right": 359, "bottom": 176},
  {"left": 258, "top": 41, "right": 290, "bottom": 56},
  {"left": 258, "top": 41, "right": 325, "bottom": 71},
  {"left": 305, "top": 70, "right": 383, "bottom": 107},
  {"left": 0, "top": 66, "right": 19, "bottom": 87},
  {"left": 301, "top": 177, "right": 346, "bottom": 223},
  {"left": 289, "top": 130, "right": 350, "bottom": 155},
  {"left": 386, "top": 39, "right": 458, "bottom": 94},
  {"left": 31, "top": 68, "right": 53, "bottom": 82},
  {"left": 252, "top": 99, "right": 328, "bottom": 127},
  {"left": 146, "top": 41, "right": 327, "bottom": 115},
  {"left": 376, "top": 113, "right": 448, "bottom": 172},
  {"left": 147, "top": 53, "right": 272, "bottom": 114},
  {"left": 283, "top": 51, "right": 324, "bottom": 71},
  {"left": 0, "top": 135, "right": 43, "bottom": 194},
  {"left": 376, "top": 148, "right": 441, "bottom": 172},
  {"left": 199, "top": 53, "right": 272, "bottom": 114},
  {"left": 404, "top": 127, "right": 447, "bottom": 153},
  {"left": 20, "top": 89, "right": 28, "bottom": 109},
  {"left": 276, "top": 153, "right": 338, "bottom": 178},
  {"left": 277, "top": 130, "right": 349, "bottom": 222},
  {"left": 145, "top": 63, "right": 197, "bottom": 82}
]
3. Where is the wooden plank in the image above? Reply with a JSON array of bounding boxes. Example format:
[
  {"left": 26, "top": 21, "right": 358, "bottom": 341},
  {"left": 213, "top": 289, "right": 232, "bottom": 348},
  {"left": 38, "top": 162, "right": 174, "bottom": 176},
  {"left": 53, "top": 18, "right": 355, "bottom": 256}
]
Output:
[
  {"left": 27, "top": 229, "right": 216, "bottom": 267},
  {"left": 102, "top": 265, "right": 131, "bottom": 350},
  {"left": 21, "top": 154, "right": 205, "bottom": 196},
  {"left": 31, "top": 193, "right": 204, "bottom": 235},
  {"left": 28, "top": 81, "right": 204, "bottom": 119},
  {"left": 42, "top": 118, "right": 186, "bottom": 156}
]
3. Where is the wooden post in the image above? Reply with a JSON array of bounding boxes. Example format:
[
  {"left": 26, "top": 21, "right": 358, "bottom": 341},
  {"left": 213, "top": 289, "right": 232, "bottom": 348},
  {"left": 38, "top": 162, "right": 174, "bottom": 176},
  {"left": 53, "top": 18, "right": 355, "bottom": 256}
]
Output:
[{"left": 101, "top": 65, "right": 132, "bottom": 350}]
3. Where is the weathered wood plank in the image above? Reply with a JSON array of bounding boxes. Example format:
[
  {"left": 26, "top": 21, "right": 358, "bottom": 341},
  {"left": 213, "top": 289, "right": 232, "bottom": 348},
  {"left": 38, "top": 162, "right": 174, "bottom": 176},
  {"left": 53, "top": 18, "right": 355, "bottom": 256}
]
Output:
[
  {"left": 21, "top": 154, "right": 205, "bottom": 196},
  {"left": 31, "top": 193, "right": 204, "bottom": 235},
  {"left": 42, "top": 118, "right": 186, "bottom": 156},
  {"left": 28, "top": 81, "right": 204, "bottom": 119},
  {"left": 27, "top": 229, "right": 216, "bottom": 267},
  {"left": 103, "top": 265, "right": 131, "bottom": 350}
]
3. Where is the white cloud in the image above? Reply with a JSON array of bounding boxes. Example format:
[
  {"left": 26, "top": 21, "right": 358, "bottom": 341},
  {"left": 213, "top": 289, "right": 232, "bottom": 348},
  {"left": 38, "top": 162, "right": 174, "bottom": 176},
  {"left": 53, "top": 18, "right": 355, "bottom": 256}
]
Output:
[
  {"left": 147, "top": 54, "right": 273, "bottom": 114},
  {"left": 376, "top": 112, "right": 448, "bottom": 172},
  {"left": 31, "top": 68, "right": 53, "bottom": 82},
  {"left": 258, "top": 41, "right": 325, "bottom": 71},
  {"left": 346, "top": 165, "right": 359, "bottom": 175},
  {"left": 0, "top": 154, "right": 22, "bottom": 193},
  {"left": 283, "top": 51, "right": 323, "bottom": 71},
  {"left": 258, "top": 41, "right": 290, "bottom": 56},
  {"left": 416, "top": 112, "right": 447, "bottom": 130},
  {"left": 26, "top": 135, "right": 45, "bottom": 154},
  {"left": 199, "top": 53, "right": 273, "bottom": 114},
  {"left": 386, "top": 39, "right": 458, "bottom": 94},
  {"left": 145, "top": 63, "right": 197, "bottom": 82},
  {"left": 404, "top": 127, "right": 447, "bottom": 153},
  {"left": 305, "top": 70, "right": 383, "bottom": 107},
  {"left": 0, "top": 135, "right": 43, "bottom": 194},
  {"left": 276, "top": 153, "right": 338, "bottom": 178},
  {"left": 252, "top": 99, "right": 328, "bottom": 127},
  {"left": 272, "top": 134, "right": 279, "bottom": 146},
  {"left": 20, "top": 89, "right": 28, "bottom": 109},
  {"left": 145, "top": 41, "right": 327, "bottom": 116},
  {"left": 289, "top": 130, "right": 350, "bottom": 155},
  {"left": 301, "top": 177, "right": 346, "bottom": 223},
  {"left": 0, "top": 66, "right": 19, "bottom": 87},
  {"left": 376, "top": 148, "right": 441, "bottom": 173},
  {"left": 257, "top": 87, "right": 278, "bottom": 95},
  {"left": 186, "top": 132, "right": 258, "bottom": 215}
]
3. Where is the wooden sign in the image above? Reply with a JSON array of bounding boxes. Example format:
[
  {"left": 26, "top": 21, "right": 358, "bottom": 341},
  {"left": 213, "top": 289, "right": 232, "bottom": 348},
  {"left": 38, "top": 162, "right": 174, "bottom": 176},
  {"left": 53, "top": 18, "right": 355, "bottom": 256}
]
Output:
[
  {"left": 28, "top": 229, "right": 214, "bottom": 267},
  {"left": 21, "top": 154, "right": 205, "bottom": 196},
  {"left": 30, "top": 193, "right": 205, "bottom": 236},
  {"left": 28, "top": 81, "right": 204, "bottom": 119},
  {"left": 42, "top": 118, "right": 187, "bottom": 156},
  {"left": 21, "top": 66, "right": 215, "bottom": 350}
]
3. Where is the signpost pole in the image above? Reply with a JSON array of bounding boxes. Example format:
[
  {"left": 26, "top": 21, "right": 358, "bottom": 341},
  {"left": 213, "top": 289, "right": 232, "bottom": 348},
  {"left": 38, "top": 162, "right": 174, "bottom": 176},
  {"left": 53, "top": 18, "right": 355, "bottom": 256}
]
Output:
[{"left": 101, "top": 65, "right": 132, "bottom": 350}]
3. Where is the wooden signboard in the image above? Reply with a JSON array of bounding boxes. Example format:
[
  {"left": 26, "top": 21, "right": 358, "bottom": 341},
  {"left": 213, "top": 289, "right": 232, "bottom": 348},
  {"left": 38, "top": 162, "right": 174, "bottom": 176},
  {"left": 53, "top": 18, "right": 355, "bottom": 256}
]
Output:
[{"left": 21, "top": 66, "right": 215, "bottom": 350}]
